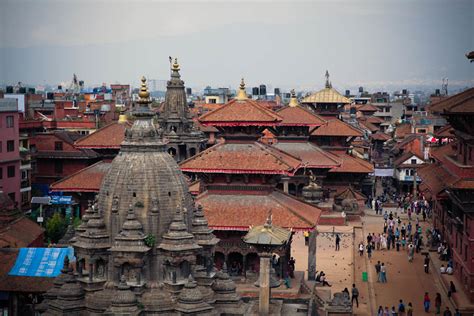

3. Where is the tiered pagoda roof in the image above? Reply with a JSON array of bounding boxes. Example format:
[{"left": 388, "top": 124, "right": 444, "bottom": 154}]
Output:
[
  {"left": 328, "top": 151, "right": 374, "bottom": 173},
  {"left": 302, "top": 71, "right": 351, "bottom": 104},
  {"left": 276, "top": 90, "right": 326, "bottom": 127},
  {"left": 272, "top": 141, "right": 341, "bottom": 169},
  {"left": 199, "top": 79, "right": 282, "bottom": 127},
  {"left": 180, "top": 141, "right": 301, "bottom": 175},
  {"left": 357, "top": 104, "right": 379, "bottom": 113},
  {"left": 430, "top": 87, "right": 474, "bottom": 114},
  {"left": 311, "top": 119, "right": 364, "bottom": 137},
  {"left": 196, "top": 190, "right": 321, "bottom": 231}
]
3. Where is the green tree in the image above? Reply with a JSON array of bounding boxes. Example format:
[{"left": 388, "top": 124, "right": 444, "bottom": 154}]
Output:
[{"left": 45, "top": 213, "right": 67, "bottom": 244}]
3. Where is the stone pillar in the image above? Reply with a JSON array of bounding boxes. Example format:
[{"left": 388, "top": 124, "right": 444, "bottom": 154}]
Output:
[
  {"left": 259, "top": 254, "right": 271, "bottom": 316},
  {"left": 243, "top": 255, "right": 247, "bottom": 279},
  {"left": 282, "top": 178, "right": 289, "bottom": 194},
  {"left": 308, "top": 230, "right": 317, "bottom": 281},
  {"left": 89, "top": 263, "right": 94, "bottom": 282},
  {"left": 78, "top": 260, "right": 83, "bottom": 278}
]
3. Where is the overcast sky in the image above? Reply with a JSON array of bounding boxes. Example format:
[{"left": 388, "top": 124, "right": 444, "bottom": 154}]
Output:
[{"left": 0, "top": 0, "right": 472, "bottom": 92}]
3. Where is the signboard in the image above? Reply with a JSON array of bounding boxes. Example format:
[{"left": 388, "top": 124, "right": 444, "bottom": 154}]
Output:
[
  {"left": 9, "top": 248, "right": 75, "bottom": 277},
  {"left": 37, "top": 216, "right": 43, "bottom": 223},
  {"left": 50, "top": 195, "right": 72, "bottom": 205}
]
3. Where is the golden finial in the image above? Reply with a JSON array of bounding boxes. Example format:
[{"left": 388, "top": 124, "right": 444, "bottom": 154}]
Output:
[
  {"left": 288, "top": 89, "right": 299, "bottom": 107},
  {"left": 138, "top": 76, "right": 150, "bottom": 103},
  {"left": 172, "top": 58, "right": 180, "bottom": 72},
  {"left": 236, "top": 78, "right": 248, "bottom": 101}
]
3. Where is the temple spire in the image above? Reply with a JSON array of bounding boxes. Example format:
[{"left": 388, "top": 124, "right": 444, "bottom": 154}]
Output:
[
  {"left": 235, "top": 78, "right": 248, "bottom": 101},
  {"left": 171, "top": 58, "right": 181, "bottom": 79},
  {"left": 325, "top": 70, "right": 331, "bottom": 89},
  {"left": 288, "top": 89, "right": 299, "bottom": 107}
]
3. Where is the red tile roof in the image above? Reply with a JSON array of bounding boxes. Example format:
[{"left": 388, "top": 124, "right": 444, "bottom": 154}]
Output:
[
  {"left": 179, "top": 141, "right": 301, "bottom": 175},
  {"left": 276, "top": 106, "right": 326, "bottom": 126},
  {"left": 358, "top": 104, "right": 379, "bottom": 112},
  {"left": 393, "top": 151, "right": 424, "bottom": 167},
  {"left": 434, "top": 124, "right": 455, "bottom": 138},
  {"left": 358, "top": 120, "right": 378, "bottom": 133},
  {"left": 451, "top": 179, "right": 474, "bottom": 189},
  {"left": 0, "top": 249, "right": 54, "bottom": 293},
  {"left": 430, "top": 87, "right": 474, "bottom": 114},
  {"left": 75, "top": 121, "right": 131, "bottom": 149},
  {"left": 328, "top": 151, "right": 374, "bottom": 173},
  {"left": 198, "top": 99, "right": 282, "bottom": 126},
  {"left": 197, "top": 190, "right": 321, "bottom": 231},
  {"left": 394, "top": 123, "right": 413, "bottom": 139},
  {"left": 311, "top": 119, "right": 363, "bottom": 137},
  {"left": 370, "top": 131, "right": 391, "bottom": 141},
  {"left": 50, "top": 161, "right": 111, "bottom": 192},
  {"left": 0, "top": 217, "right": 44, "bottom": 248},
  {"left": 366, "top": 116, "right": 385, "bottom": 124},
  {"left": 417, "top": 163, "right": 457, "bottom": 196},
  {"left": 272, "top": 142, "right": 340, "bottom": 169}
]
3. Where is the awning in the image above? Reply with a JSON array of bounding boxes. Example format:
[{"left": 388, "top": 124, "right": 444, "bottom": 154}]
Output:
[{"left": 9, "top": 248, "right": 75, "bottom": 278}]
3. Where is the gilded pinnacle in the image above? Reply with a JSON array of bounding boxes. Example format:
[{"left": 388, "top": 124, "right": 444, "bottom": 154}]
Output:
[
  {"left": 172, "top": 58, "right": 180, "bottom": 71},
  {"left": 288, "top": 89, "right": 299, "bottom": 107},
  {"left": 138, "top": 76, "right": 151, "bottom": 104},
  {"left": 236, "top": 78, "right": 248, "bottom": 101}
]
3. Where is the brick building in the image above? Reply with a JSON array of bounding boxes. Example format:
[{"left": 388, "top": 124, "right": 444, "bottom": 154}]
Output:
[{"left": 0, "top": 99, "right": 21, "bottom": 208}]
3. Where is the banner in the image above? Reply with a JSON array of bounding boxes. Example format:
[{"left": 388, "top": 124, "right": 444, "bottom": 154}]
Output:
[{"left": 9, "top": 248, "right": 75, "bottom": 277}]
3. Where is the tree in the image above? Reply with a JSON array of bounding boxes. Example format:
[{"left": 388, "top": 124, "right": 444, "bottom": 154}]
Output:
[{"left": 45, "top": 213, "right": 67, "bottom": 244}]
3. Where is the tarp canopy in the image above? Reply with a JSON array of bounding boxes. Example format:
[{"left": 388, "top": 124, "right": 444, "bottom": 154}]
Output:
[
  {"left": 9, "top": 248, "right": 75, "bottom": 278},
  {"left": 374, "top": 168, "right": 394, "bottom": 177}
]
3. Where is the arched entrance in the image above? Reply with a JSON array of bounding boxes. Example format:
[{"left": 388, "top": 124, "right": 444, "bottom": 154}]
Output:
[
  {"left": 228, "top": 252, "right": 243, "bottom": 276},
  {"left": 214, "top": 252, "right": 225, "bottom": 270},
  {"left": 246, "top": 253, "right": 259, "bottom": 273}
]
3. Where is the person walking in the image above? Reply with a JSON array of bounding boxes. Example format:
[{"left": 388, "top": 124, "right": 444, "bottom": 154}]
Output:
[
  {"left": 423, "top": 292, "right": 431, "bottom": 313},
  {"left": 434, "top": 293, "right": 442, "bottom": 315},
  {"left": 424, "top": 254, "right": 430, "bottom": 273},
  {"left": 359, "top": 242, "right": 364, "bottom": 256},
  {"left": 351, "top": 284, "right": 359, "bottom": 308},
  {"left": 407, "top": 302, "right": 413, "bottom": 316},
  {"left": 398, "top": 299, "right": 405, "bottom": 314},
  {"left": 375, "top": 261, "right": 381, "bottom": 281},
  {"left": 377, "top": 306, "right": 384, "bottom": 316},
  {"left": 335, "top": 234, "right": 340, "bottom": 251},
  {"left": 443, "top": 306, "right": 453, "bottom": 316},
  {"left": 408, "top": 243, "right": 415, "bottom": 262},
  {"left": 380, "top": 263, "right": 387, "bottom": 283},
  {"left": 367, "top": 243, "right": 373, "bottom": 259}
]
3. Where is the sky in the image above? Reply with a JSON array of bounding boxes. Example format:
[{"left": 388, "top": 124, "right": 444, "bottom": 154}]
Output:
[{"left": 0, "top": 0, "right": 472, "bottom": 92}]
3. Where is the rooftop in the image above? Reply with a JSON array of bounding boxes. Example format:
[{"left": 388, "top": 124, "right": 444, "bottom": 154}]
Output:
[
  {"left": 430, "top": 87, "right": 474, "bottom": 114},
  {"left": 311, "top": 119, "right": 364, "bottom": 137},
  {"left": 272, "top": 141, "right": 340, "bottom": 169},
  {"left": 50, "top": 161, "right": 111, "bottom": 192},
  {"left": 180, "top": 141, "right": 301, "bottom": 175},
  {"left": 276, "top": 105, "right": 326, "bottom": 127},
  {"left": 302, "top": 87, "right": 351, "bottom": 104},
  {"left": 74, "top": 121, "right": 131, "bottom": 149},
  {"left": 197, "top": 190, "right": 321, "bottom": 231}
]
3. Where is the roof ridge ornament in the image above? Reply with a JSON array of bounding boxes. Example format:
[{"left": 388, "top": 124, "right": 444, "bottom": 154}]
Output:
[
  {"left": 325, "top": 70, "right": 331, "bottom": 89},
  {"left": 235, "top": 78, "right": 248, "bottom": 101},
  {"left": 288, "top": 89, "right": 298, "bottom": 107}
]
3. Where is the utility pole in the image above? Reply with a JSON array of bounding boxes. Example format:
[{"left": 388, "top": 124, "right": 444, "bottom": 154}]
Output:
[{"left": 412, "top": 168, "right": 417, "bottom": 198}]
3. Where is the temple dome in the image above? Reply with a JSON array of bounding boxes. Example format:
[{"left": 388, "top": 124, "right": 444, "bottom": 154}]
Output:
[{"left": 98, "top": 76, "right": 194, "bottom": 242}]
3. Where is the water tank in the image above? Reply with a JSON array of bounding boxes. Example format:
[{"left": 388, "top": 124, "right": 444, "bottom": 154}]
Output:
[
  {"left": 58, "top": 85, "right": 62, "bottom": 91},
  {"left": 358, "top": 86, "right": 363, "bottom": 93},
  {"left": 186, "top": 87, "right": 192, "bottom": 95},
  {"left": 19, "top": 87, "right": 26, "bottom": 94},
  {"left": 259, "top": 85, "right": 266, "bottom": 96},
  {"left": 28, "top": 88, "right": 35, "bottom": 94},
  {"left": 435, "top": 89, "right": 440, "bottom": 96},
  {"left": 100, "top": 104, "right": 111, "bottom": 112},
  {"left": 345, "top": 90, "right": 350, "bottom": 96},
  {"left": 6, "top": 86, "right": 13, "bottom": 93},
  {"left": 47, "top": 92, "right": 54, "bottom": 100},
  {"left": 274, "top": 88, "right": 280, "bottom": 96},
  {"left": 252, "top": 87, "right": 259, "bottom": 96},
  {"left": 402, "top": 89, "right": 407, "bottom": 95}
]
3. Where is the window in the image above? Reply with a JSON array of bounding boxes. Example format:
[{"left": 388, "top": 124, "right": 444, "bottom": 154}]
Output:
[
  {"left": 411, "top": 159, "right": 417, "bottom": 165},
  {"left": 0, "top": 167, "right": 2, "bottom": 179},
  {"left": 6, "top": 115, "right": 14, "bottom": 128},
  {"left": 54, "top": 141, "right": 63, "bottom": 151},
  {"left": 7, "top": 166, "right": 15, "bottom": 178},
  {"left": 6, "top": 140, "right": 14, "bottom": 152},
  {"left": 208, "top": 98, "right": 217, "bottom": 104},
  {"left": 54, "top": 160, "right": 63, "bottom": 174},
  {"left": 8, "top": 193, "right": 15, "bottom": 203},
  {"left": 30, "top": 144, "right": 37, "bottom": 153},
  {"left": 0, "top": 141, "right": 2, "bottom": 153}
]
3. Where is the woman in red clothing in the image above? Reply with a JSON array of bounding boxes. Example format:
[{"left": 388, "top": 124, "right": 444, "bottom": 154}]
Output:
[{"left": 423, "top": 292, "right": 431, "bottom": 313}]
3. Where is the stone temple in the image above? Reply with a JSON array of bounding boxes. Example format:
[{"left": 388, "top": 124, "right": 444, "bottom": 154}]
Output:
[{"left": 38, "top": 77, "right": 250, "bottom": 315}]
